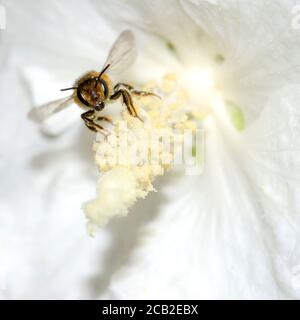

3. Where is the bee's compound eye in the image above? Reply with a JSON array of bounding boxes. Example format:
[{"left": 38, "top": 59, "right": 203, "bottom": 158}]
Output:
[
  {"left": 101, "top": 83, "right": 106, "bottom": 96},
  {"left": 99, "top": 79, "right": 108, "bottom": 98},
  {"left": 77, "top": 85, "right": 92, "bottom": 107}
]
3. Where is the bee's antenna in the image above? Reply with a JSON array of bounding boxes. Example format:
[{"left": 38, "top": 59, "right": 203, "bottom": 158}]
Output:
[
  {"left": 95, "top": 64, "right": 110, "bottom": 85},
  {"left": 60, "top": 87, "right": 78, "bottom": 92}
]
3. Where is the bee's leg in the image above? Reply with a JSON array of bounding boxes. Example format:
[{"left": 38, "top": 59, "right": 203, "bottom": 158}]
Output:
[
  {"left": 110, "top": 89, "right": 143, "bottom": 121},
  {"left": 96, "top": 116, "right": 112, "bottom": 123},
  {"left": 114, "top": 83, "right": 134, "bottom": 91},
  {"left": 114, "top": 83, "right": 160, "bottom": 99},
  {"left": 131, "top": 90, "right": 161, "bottom": 99},
  {"left": 81, "top": 109, "right": 109, "bottom": 134}
]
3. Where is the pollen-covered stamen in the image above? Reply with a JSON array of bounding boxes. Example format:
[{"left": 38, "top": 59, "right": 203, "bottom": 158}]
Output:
[{"left": 83, "top": 74, "right": 199, "bottom": 235}]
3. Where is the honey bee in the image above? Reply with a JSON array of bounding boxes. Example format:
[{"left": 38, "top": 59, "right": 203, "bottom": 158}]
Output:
[{"left": 28, "top": 30, "right": 156, "bottom": 134}]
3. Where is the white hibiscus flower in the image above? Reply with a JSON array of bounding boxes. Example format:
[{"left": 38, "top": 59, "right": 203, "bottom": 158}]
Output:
[{"left": 1, "top": 0, "right": 300, "bottom": 299}]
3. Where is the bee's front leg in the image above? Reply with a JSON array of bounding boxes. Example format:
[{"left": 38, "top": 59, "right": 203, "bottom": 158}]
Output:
[
  {"left": 81, "top": 109, "right": 109, "bottom": 134},
  {"left": 96, "top": 116, "right": 112, "bottom": 123}
]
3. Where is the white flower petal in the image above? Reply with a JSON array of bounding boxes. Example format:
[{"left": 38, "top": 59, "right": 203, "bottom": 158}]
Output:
[{"left": 3, "top": 0, "right": 115, "bottom": 77}]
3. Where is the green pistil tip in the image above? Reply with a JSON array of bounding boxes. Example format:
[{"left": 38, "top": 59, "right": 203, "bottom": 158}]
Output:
[{"left": 226, "top": 100, "right": 245, "bottom": 131}]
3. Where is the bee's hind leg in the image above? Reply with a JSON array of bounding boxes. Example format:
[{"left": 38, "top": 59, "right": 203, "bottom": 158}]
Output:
[{"left": 81, "top": 109, "right": 109, "bottom": 134}]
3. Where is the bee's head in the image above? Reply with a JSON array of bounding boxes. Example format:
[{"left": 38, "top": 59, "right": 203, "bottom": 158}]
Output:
[
  {"left": 61, "top": 65, "right": 110, "bottom": 110},
  {"left": 76, "top": 78, "right": 108, "bottom": 109}
]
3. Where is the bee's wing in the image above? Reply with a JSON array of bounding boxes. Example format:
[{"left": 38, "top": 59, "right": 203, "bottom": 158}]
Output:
[
  {"left": 27, "top": 95, "right": 74, "bottom": 123},
  {"left": 103, "top": 30, "right": 137, "bottom": 75}
]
